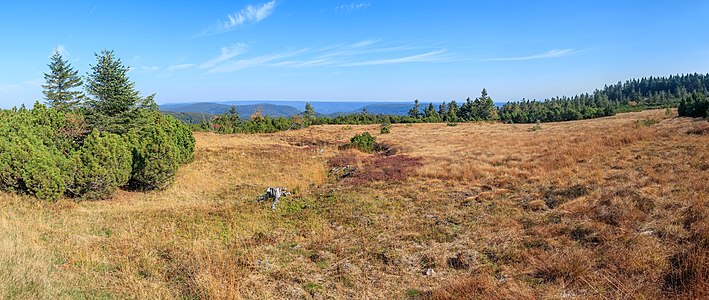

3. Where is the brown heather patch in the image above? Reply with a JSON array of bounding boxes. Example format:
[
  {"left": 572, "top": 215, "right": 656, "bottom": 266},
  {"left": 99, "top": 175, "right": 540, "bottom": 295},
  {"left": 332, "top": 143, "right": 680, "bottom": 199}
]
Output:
[
  {"left": 347, "top": 155, "right": 422, "bottom": 184},
  {"left": 327, "top": 154, "right": 359, "bottom": 168},
  {"left": 1, "top": 109, "right": 709, "bottom": 299}
]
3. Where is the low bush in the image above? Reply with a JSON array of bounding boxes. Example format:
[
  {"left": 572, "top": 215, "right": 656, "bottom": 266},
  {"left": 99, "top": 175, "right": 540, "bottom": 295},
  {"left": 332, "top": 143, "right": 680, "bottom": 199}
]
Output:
[
  {"left": 0, "top": 103, "right": 195, "bottom": 200},
  {"left": 380, "top": 123, "right": 391, "bottom": 134},
  {"left": 127, "top": 116, "right": 182, "bottom": 190},
  {"left": 350, "top": 132, "right": 377, "bottom": 153},
  {"left": 67, "top": 130, "right": 132, "bottom": 199}
]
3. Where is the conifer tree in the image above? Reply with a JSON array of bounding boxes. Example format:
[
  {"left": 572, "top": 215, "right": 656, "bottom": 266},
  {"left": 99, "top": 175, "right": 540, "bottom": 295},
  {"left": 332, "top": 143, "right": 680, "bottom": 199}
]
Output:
[
  {"left": 304, "top": 102, "right": 315, "bottom": 119},
  {"left": 438, "top": 102, "right": 448, "bottom": 122},
  {"left": 408, "top": 99, "right": 421, "bottom": 118},
  {"left": 477, "top": 88, "right": 497, "bottom": 120},
  {"left": 424, "top": 102, "right": 440, "bottom": 122},
  {"left": 42, "top": 49, "right": 83, "bottom": 110},
  {"left": 447, "top": 100, "right": 460, "bottom": 122},
  {"left": 84, "top": 50, "right": 145, "bottom": 133}
]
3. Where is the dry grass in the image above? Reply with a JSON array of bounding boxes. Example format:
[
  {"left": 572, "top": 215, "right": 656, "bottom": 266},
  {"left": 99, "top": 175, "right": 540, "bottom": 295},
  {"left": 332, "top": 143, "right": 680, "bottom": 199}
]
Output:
[{"left": 1, "top": 109, "right": 708, "bottom": 299}]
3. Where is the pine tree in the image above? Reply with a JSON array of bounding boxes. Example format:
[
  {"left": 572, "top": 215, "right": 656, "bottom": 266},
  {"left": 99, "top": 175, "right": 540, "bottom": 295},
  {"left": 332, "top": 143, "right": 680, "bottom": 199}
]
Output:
[
  {"left": 477, "top": 88, "right": 497, "bottom": 120},
  {"left": 228, "top": 105, "right": 238, "bottom": 117},
  {"left": 304, "top": 102, "right": 315, "bottom": 119},
  {"left": 42, "top": 49, "right": 83, "bottom": 110},
  {"left": 424, "top": 102, "right": 440, "bottom": 122},
  {"left": 84, "top": 50, "right": 145, "bottom": 133},
  {"left": 408, "top": 99, "right": 421, "bottom": 119},
  {"left": 447, "top": 100, "right": 460, "bottom": 122},
  {"left": 438, "top": 102, "right": 447, "bottom": 122}
]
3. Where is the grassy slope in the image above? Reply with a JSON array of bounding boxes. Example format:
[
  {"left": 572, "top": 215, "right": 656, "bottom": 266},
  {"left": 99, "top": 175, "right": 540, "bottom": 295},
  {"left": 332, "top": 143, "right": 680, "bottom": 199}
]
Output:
[{"left": 1, "top": 109, "right": 708, "bottom": 299}]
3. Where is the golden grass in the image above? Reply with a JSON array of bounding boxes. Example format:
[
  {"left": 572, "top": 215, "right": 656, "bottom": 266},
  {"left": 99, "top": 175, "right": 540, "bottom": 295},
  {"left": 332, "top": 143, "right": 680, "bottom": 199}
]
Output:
[{"left": 1, "top": 109, "right": 708, "bottom": 299}]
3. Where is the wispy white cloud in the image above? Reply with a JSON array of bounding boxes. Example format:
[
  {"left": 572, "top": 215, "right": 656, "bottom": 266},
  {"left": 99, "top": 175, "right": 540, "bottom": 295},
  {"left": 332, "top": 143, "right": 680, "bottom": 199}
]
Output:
[
  {"left": 351, "top": 39, "right": 378, "bottom": 48},
  {"left": 201, "top": 40, "right": 456, "bottom": 73},
  {"left": 217, "top": 1, "right": 276, "bottom": 33},
  {"left": 141, "top": 66, "right": 161, "bottom": 72},
  {"left": 0, "top": 79, "right": 41, "bottom": 95},
  {"left": 166, "top": 63, "right": 195, "bottom": 71},
  {"left": 0, "top": 84, "right": 22, "bottom": 93},
  {"left": 336, "top": 2, "right": 370, "bottom": 12},
  {"left": 207, "top": 49, "right": 308, "bottom": 73},
  {"left": 487, "top": 49, "right": 576, "bottom": 61},
  {"left": 199, "top": 43, "right": 248, "bottom": 69},
  {"left": 272, "top": 58, "right": 333, "bottom": 68},
  {"left": 341, "top": 50, "right": 452, "bottom": 67}
]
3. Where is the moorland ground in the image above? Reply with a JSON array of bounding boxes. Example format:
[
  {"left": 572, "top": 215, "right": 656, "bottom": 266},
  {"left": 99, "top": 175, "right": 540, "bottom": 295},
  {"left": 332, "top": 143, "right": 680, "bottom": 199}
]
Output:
[{"left": 1, "top": 109, "right": 708, "bottom": 299}]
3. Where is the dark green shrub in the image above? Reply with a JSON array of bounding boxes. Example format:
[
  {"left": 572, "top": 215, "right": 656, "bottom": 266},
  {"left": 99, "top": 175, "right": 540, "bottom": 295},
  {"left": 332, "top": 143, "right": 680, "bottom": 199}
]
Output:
[
  {"left": 0, "top": 109, "right": 68, "bottom": 201},
  {"left": 127, "top": 123, "right": 181, "bottom": 190},
  {"left": 162, "top": 114, "right": 195, "bottom": 164},
  {"left": 67, "top": 130, "right": 132, "bottom": 199},
  {"left": 350, "top": 132, "right": 377, "bottom": 153},
  {"left": 0, "top": 137, "right": 67, "bottom": 201},
  {"left": 380, "top": 123, "right": 391, "bottom": 134}
]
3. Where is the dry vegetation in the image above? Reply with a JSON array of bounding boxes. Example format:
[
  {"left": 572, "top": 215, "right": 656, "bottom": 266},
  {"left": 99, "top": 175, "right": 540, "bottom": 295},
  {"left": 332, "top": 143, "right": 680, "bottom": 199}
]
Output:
[{"left": 1, "top": 109, "right": 708, "bottom": 299}]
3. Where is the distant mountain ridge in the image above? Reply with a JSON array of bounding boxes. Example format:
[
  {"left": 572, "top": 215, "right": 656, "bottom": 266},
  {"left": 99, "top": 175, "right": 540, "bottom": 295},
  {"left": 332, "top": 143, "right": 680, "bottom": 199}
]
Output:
[
  {"left": 160, "top": 102, "right": 301, "bottom": 117},
  {"left": 159, "top": 100, "right": 507, "bottom": 117}
]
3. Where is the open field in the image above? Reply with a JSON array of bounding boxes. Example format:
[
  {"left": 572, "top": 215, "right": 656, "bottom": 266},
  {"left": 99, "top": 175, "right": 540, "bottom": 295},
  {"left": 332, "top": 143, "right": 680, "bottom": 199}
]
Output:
[{"left": 1, "top": 109, "right": 708, "bottom": 299}]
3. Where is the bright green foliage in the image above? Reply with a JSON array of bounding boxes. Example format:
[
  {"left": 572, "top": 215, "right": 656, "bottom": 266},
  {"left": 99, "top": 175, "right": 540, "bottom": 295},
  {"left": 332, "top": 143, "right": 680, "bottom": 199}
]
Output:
[
  {"left": 2, "top": 138, "right": 67, "bottom": 201},
  {"left": 350, "top": 132, "right": 377, "bottom": 153},
  {"left": 42, "top": 49, "right": 84, "bottom": 111},
  {"left": 157, "top": 112, "right": 196, "bottom": 164},
  {"left": 128, "top": 123, "right": 181, "bottom": 190},
  {"left": 67, "top": 130, "right": 132, "bottom": 199},
  {"left": 84, "top": 50, "right": 144, "bottom": 133},
  {"left": 0, "top": 105, "right": 70, "bottom": 201},
  {"left": 125, "top": 112, "right": 193, "bottom": 190},
  {"left": 380, "top": 123, "right": 391, "bottom": 134},
  {"left": 0, "top": 49, "right": 195, "bottom": 201}
]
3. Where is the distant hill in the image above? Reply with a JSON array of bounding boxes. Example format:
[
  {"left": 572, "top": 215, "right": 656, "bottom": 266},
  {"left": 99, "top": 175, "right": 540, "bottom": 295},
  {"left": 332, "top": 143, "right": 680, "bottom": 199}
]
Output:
[
  {"left": 159, "top": 100, "right": 508, "bottom": 118},
  {"left": 160, "top": 102, "right": 301, "bottom": 117},
  {"left": 351, "top": 103, "right": 417, "bottom": 116}
]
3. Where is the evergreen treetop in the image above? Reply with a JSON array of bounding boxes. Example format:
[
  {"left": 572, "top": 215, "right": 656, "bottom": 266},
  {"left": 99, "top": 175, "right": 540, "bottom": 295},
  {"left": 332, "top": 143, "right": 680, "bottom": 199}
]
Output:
[
  {"left": 85, "top": 49, "right": 141, "bottom": 117},
  {"left": 42, "top": 49, "right": 83, "bottom": 110}
]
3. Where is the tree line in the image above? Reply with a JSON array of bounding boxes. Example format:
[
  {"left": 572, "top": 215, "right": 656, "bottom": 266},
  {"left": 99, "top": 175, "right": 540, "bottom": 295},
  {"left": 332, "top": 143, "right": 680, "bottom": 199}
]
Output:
[
  {"left": 186, "top": 73, "right": 708, "bottom": 134},
  {"left": 0, "top": 49, "right": 194, "bottom": 201}
]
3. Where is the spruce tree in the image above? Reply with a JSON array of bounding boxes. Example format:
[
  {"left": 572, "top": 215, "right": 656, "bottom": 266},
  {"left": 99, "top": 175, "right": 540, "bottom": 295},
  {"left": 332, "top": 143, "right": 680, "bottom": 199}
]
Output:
[
  {"left": 304, "top": 102, "right": 315, "bottom": 119},
  {"left": 408, "top": 99, "right": 421, "bottom": 119},
  {"left": 438, "top": 102, "right": 447, "bottom": 122},
  {"left": 84, "top": 50, "right": 144, "bottom": 133},
  {"left": 42, "top": 49, "right": 83, "bottom": 110},
  {"left": 447, "top": 100, "right": 460, "bottom": 122},
  {"left": 424, "top": 102, "right": 440, "bottom": 122},
  {"left": 477, "top": 88, "right": 497, "bottom": 120}
]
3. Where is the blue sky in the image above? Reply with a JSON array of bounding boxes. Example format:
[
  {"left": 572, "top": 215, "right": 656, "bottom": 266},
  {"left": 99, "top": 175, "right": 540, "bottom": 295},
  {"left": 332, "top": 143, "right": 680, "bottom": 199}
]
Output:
[{"left": 1, "top": 1, "right": 708, "bottom": 108}]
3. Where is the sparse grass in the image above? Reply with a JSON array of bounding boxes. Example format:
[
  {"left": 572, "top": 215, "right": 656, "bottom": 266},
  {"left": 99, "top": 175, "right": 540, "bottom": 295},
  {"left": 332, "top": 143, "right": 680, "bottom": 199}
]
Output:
[{"left": 1, "top": 109, "right": 707, "bottom": 299}]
